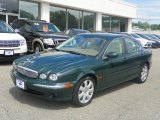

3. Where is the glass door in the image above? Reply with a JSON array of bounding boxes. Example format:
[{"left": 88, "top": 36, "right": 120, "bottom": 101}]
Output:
[
  {"left": 8, "top": 15, "right": 18, "bottom": 25},
  {"left": 0, "top": 14, "right": 6, "bottom": 22}
]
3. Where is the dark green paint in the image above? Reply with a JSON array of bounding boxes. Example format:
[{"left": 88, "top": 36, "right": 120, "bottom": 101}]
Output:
[{"left": 11, "top": 34, "right": 152, "bottom": 101}]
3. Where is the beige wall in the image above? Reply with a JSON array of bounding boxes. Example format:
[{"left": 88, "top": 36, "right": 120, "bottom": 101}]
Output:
[{"left": 35, "top": 0, "right": 136, "bottom": 18}]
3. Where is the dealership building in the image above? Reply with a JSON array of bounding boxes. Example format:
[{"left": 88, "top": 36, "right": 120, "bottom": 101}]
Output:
[{"left": 0, "top": 0, "right": 136, "bottom": 32}]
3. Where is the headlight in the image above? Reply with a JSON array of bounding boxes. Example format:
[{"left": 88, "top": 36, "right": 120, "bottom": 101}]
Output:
[
  {"left": 13, "top": 62, "right": 17, "bottom": 69},
  {"left": 20, "top": 40, "right": 26, "bottom": 46},
  {"left": 43, "top": 38, "right": 54, "bottom": 45},
  {"left": 39, "top": 73, "right": 47, "bottom": 79},
  {"left": 49, "top": 74, "right": 58, "bottom": 81},
  {"left": 150, "top": 40, "right": 156, "bottom": 43}
]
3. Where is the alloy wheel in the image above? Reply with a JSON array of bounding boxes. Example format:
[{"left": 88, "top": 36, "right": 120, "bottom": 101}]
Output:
[
  {"left": 78, "top": 79, "right": 94, "bottom": 104},
  {"left": 141, "top": 65, "right": 148, "bottom": 82}
]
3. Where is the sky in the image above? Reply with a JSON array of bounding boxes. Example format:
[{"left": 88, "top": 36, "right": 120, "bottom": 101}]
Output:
[{"left": 124, "top": 0, "right": 160, "bottom": 24}]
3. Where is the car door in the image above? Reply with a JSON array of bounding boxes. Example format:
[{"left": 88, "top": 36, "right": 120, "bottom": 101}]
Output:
[
  {"left": 123, "top": 37, "right": 142, "bottom": 80},
  {"left": 100, "top": 37, "right": 129, "bottom": 89},
  {"left": 19, "top": 23, "right": 35, "bottom": 50}
]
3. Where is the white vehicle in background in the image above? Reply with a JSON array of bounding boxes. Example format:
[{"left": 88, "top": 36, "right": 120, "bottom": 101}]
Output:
[
  {"left": 0, "top": 21, "right": 27, "bottom": 61},
  {"left": 124, "top": 33, "right": 152, "bottom": 48}
]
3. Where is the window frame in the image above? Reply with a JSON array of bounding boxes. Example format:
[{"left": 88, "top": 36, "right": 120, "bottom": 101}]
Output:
[
  {"left": 102, "top": 37, "right": 125, "bottom": 59},
  {"left": 123, "top": 37, "right": 142, "bottom": 54}
]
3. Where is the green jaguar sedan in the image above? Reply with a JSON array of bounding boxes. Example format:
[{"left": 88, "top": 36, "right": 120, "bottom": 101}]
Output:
[{"left": 11, "top": 33, "right": 152, "bottom": 106}]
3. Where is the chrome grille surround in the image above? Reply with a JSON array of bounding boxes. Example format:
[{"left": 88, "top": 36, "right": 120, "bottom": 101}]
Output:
[
  {"left": 53, "top": 38, "right": 67, "bottom": 45},
  {"left": 17, "top": 66, "right": 38, "bottom": 78},
  {"left": 0, "top": 40, "right": 20, "bottom": 47}
]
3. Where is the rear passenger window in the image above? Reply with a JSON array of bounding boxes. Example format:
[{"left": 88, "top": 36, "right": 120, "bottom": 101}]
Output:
[{"left": 125, "top": 38, "right": 140, "bottom": 53}]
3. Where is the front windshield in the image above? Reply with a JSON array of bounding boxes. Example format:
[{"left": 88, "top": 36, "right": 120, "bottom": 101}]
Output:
[
  {"left": 131, "top": 34, "right": 141, "bottom": 38},
  {"left": 31, "top": 22, "right": 60, "bottom": 33},
  {"left": 139, "top": 34, "right": 151, "bottom": 40},
  {"left": 0, "top": 22, "right": 15, "bottom": 33},
  {"left": 146, "top": 34, "right": 159, "bottom": 40},
  {"left": 57, "top": 36, "right": 107, "bottom": 56}
]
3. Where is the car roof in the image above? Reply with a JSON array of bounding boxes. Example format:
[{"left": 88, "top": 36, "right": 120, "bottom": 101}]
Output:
[
  {"left": 70, "top": 28, "right": 89, "bottom": 31},
  {"left": 15, "top": 19, "right": 48, "bottom": 24},
  {"left": 77, "top": 33, "right": 127, "bottom": 40}
]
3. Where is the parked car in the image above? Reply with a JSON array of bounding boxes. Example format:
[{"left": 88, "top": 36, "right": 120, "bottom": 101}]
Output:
[
  {"left": 11, "top": 33, "right": 152, "bottom": 106},
  {"left": 145, "top": 34, "right": 160, "bottom": 41},
  {"left": 136, "top": 33, "right": 160, "bottom": 48},
  {"left": 11, "top": 19, "right": 69, "bottom": 53},
  {"left": 122, "top": 33, "right": 152, "bottom": 48},
  {"left": 152, "top": 34, "right": 160, "bottom": 39},
  {"left": 64, "top": 28, "right": 90, "bottom": 37},
  {"left": 0, "top": 20, "right": 27, "bottom": 61}
]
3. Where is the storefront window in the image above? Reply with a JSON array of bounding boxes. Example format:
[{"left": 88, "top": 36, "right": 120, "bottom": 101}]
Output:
[
  {"left": 102, "top": 15, "right": 111, "bottom": 32},
  {"left": 8, "top": 16, "right": 18, "bottom": 25},
  {"left": 120, "top": 18, "right": 127, "bottom": 32},
  {"left": 50, "top": 6, "right": 66, "bottom": 31},
  {"left": 0, "top": 15, "right": 6, "bottom": 22},
  {"left": 0, "top": 0, "right": 18, "bottom": 14},
  {"left": 111, "top": 17, "right": 120, "bottom": 32},
  {"left": 50, "top": 5, "right": 95, "bottom": 31},
  {"left": 19, "top": 0, "right": 40, "bottom": 20},
  {"left": 67, "top": 9, "right": 82, "bottom": 29},
  {"left": 83, "top": 12, "right": 95, "bottom": 30}
]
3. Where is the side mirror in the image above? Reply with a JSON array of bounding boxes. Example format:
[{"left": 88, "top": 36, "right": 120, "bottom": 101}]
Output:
[
  {"left": 106, "top": 52, "right": 119, "bottom": 58},
  {"left": 103, "top": 52, "right": 119, "bottom": 61}
]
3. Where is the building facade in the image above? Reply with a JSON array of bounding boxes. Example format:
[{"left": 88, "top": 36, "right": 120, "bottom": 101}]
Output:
[{"left": 0, "top": 0, "right": 136, "bottom": 32}]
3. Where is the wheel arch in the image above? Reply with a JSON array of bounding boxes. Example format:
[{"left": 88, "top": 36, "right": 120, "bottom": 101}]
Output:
[
  {"left": 32, "top": 38, "right": 44, "bottom": 51},
  {"left": 76, "top": 70, "right": 98, "bottom": 87},
  {"left": 145, "top": 61, "right": 150, "bottom": 69}
]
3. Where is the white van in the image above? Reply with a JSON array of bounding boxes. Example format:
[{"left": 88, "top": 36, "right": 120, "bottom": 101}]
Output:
[{"left": 0, "top": 21, "right": 27, "bottom": 61}]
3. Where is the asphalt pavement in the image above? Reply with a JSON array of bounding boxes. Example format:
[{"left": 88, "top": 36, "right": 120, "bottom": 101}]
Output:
[{"left": 0, "top": 49, "right": 160, "bottom": 120}]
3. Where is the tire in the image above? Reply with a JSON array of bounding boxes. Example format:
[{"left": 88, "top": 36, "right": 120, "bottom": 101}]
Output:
[
  {"left": 34, "top": 43, "right": 43, "bottom": 53},
  {"left": 137, "top": 64, "right": 149, "bottom": 83},
  {"left": 73, "top": 77, "right": 95, "bottom": 107}
]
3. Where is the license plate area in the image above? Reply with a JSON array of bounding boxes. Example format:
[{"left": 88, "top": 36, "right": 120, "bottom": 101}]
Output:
[
  {"left": 16, "top": 79, "right": 26, "bottom": 90},
  {"left": 4, "top": 50, "right": 14, "bottom": 56}
]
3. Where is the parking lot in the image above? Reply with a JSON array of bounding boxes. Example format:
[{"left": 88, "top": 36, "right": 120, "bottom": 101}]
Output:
[{"left": 0, "top": 48, "right": 159, "bottom": 120}]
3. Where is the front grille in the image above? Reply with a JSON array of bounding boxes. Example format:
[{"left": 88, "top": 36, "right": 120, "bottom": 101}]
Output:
[
  {"left": 26, "top": 89, "right": 44, "bottom": 95},
  {"left": 54, "top": 39, "right": 66, "bottom": 45},
  {"left": 17, "top": 66, "right": 38, "bottom": 78},
  {"left": 0, "top": 40, "right": 20, "bottom": 47}
]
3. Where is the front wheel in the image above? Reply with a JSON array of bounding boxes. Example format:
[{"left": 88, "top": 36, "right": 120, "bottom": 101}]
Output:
[
  {"left": 73, "top": 77, "right": 95, "bottom": 107},
  {"left": 34, "top": 43, "right": 43, "bottom": 53},
  {"left": 137, "top": 64, "right": 149, "bottom": 83}
]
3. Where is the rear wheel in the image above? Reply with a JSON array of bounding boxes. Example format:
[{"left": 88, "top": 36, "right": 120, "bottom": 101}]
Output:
[
  {"left": 137, "top": 64, "right": 149, "bottom": 83},
  {"left": 73, "top": 77, "right": 95, "bottom": 107},
  {"left": 34, "top": 43, "right": 43, "bottom": 53}
]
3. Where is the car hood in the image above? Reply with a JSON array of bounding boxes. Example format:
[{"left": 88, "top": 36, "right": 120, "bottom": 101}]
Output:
[
  {"left": 37, "top": 32, "right": 69, "bottom": 40},
  {"left": 15, "top": 51, "right": 96, "bottom": 74},
  {"left": 0, "top": 33, "right": 25, "bottom": 40}
]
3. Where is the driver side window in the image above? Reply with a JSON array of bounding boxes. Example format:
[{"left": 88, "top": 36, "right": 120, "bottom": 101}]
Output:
[{"left": 104, "top": 38, "right": 124, "bottom": 56}]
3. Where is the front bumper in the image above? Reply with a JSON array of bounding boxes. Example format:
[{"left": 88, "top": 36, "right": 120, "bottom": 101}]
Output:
[
  {"left": 0, "top": 46, "right": 27, "bottom": 61},
  {"left": 151, "top": 42, "right": 160, "bottom": 48},
  {"left": 10, "top": 69, "right": 75, "bottom": 101}
]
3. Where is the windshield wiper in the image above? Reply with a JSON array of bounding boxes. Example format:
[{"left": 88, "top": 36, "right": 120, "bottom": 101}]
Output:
[
  {"left": 53, "top": 49, "right": 88, "bottom": 56},
  {"left": 65, "top": 50, "right": 88, "bottom": 56}
]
